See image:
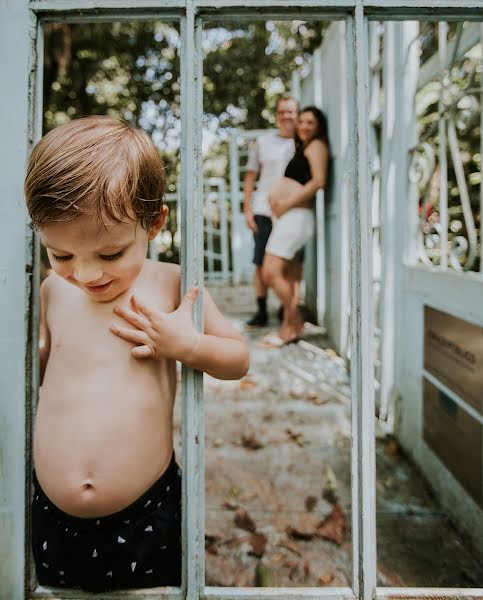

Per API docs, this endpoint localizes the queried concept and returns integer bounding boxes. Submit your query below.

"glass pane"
[374,19,483,587]
[31,20,182,593]
[202,18,354,588]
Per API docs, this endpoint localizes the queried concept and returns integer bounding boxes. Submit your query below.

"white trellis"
[1,2,483,600]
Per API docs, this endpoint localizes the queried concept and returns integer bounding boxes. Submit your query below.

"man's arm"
[39,278,51,385]
[243,139,260,233]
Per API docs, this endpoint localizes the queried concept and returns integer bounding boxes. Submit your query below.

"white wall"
[299,22,351,353]
[397,267,483,557]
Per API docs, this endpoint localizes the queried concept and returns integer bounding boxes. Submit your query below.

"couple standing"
[243,96,330,346]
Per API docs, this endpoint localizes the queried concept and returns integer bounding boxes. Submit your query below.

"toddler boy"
[25,115,249,592]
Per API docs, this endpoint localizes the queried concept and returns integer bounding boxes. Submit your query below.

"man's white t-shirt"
[246,131,295,218]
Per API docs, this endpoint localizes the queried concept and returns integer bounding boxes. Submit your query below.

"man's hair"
[25,115,165,230]
[275,95,299,112]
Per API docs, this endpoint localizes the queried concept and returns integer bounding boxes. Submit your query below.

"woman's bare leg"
[263,254,303,342]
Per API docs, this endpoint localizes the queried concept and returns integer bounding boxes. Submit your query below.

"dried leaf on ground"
[305,495,318,512]
[230,485,241,497]
[240,378,258,391]
[241,433,264,450]
[234,506,257,533]
[277,538,303,556]
[222,535,249,549]
[249,533,267,558]
[255,562,273,587]
[285,513,320,540]
[303,559,311,579]
[222,500,239,510]
[285,428,305,447]
[205,531,220,555]
[315,504,347,545]
[212,437,224,448]
[318,571,335,585]
[322,464,338,504]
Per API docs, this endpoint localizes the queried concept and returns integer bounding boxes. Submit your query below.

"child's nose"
[73,264,103,284]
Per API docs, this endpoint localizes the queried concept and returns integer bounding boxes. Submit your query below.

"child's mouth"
[84,281,113,294]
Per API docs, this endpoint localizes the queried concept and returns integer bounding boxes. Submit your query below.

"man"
[243,96,298,327]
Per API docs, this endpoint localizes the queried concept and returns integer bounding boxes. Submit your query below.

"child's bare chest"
[48,281,173,368]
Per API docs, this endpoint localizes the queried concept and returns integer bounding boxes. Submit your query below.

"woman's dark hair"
[295,106,330,151]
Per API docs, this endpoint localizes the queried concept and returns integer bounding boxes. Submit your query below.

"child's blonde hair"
[25,115,165,229]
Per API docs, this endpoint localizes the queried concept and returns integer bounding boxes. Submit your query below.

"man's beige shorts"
[265,207,315,260]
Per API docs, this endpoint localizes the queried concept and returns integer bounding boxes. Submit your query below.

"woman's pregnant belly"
[34,358,175,517]
[268,177,311,217]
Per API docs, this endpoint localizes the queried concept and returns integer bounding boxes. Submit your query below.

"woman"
[261,106,330,346]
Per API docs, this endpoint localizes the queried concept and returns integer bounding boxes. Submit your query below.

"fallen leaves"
[277,537,303,556]
[315,504,347,545]
[248,533,267,558]
[286,513,321,541]
[234,507,256,533]
[286,504,347,546]
[285,428,305,447]
[305,495,318,512]
[255,562,273,587]
[241,433,264,450]
[318,571,335,585]
[240,378,258,391]
[322,464,338,504]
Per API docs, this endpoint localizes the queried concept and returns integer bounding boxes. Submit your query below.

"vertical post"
[0,1,34,598]
[480,24,483,275]
[218,178,230,284]
[229,134,241,284]
[27,16,45,594]
[349,5,377,600]
[438,21,448,269]
[180,2,204,599]
[291,69,301,102]
[379,22,419,426]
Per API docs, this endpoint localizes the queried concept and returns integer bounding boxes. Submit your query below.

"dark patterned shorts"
[32,454,181,592]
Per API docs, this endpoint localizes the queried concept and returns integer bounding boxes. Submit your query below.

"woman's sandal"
[259,332,299,349]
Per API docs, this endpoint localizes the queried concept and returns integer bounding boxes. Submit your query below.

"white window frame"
[1,1,482,599]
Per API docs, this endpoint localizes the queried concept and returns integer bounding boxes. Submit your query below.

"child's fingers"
[131,345,154,359]
[113,305,150,331]
[179,286,199,312]
[131,295,158,320]
[110,323,150,346]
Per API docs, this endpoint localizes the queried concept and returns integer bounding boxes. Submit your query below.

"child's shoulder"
[145,259,181,283]
[40,270,67,296]
[145,260,181,307]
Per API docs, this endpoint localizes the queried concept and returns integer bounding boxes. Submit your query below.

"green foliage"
[43,20,326,135]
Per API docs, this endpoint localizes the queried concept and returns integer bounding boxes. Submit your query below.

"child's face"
[39,210,165,303]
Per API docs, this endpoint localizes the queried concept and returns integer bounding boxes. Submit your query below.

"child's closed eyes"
[51,250,125,262]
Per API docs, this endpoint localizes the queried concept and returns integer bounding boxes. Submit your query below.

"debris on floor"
[175,285,483,588]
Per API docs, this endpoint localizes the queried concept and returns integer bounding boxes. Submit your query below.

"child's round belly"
[34,365,175,517]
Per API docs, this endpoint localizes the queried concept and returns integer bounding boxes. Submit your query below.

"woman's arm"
[284,139,329,210]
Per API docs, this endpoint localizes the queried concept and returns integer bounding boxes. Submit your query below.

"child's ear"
[148,205,168,240]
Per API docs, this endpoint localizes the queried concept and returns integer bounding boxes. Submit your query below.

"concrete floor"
[175,284,483,588]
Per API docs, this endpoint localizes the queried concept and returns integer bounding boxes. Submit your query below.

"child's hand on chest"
[109,287,201,361]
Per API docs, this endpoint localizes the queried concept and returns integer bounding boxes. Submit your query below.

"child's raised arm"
[183,287,250,380]
[111,284,249,380]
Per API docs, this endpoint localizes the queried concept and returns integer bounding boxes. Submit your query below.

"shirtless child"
[25,115,249,592]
